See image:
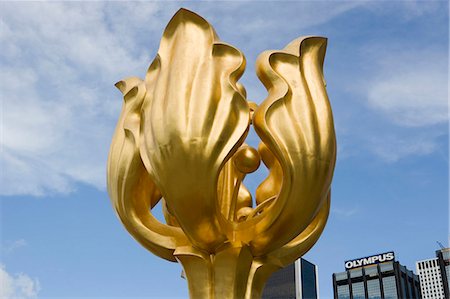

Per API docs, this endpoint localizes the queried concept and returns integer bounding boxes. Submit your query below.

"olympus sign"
[344,252,395,270]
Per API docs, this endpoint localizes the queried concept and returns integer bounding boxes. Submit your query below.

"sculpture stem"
[175,245,277,299]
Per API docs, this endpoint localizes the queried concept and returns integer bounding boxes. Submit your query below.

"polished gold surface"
[107,8,336,298]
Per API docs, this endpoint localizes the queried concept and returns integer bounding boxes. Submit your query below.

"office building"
[333,251,421,299]
[416,247,449,299]
[436,248,450,298]
[416,258,445,298]
[263,258,319,299]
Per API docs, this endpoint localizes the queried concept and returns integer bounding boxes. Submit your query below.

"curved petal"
[268,193,330,266]
[108,78,187,262]
[249,36,336,255]
[140,9,250,251]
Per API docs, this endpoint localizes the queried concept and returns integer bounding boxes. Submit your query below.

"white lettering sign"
[344,252,395,270]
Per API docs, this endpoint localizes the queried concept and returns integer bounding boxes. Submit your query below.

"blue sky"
[0,1,448,298]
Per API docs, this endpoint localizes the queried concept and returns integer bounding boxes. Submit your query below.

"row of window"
[335,264,395,283]
[420,278,443,284]
[418,269,441,274]
[417,259,440,270]
[420,277,442,282]
[336,276,407,299]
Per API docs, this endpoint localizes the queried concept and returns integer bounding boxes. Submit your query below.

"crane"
[437,241,446,249]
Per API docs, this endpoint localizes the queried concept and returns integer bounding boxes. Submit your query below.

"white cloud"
[0,2,174,196]
[363,0,444,21]
[362,44,448,162]
[0,265,40,299]
[3,1,442,195]
[204,1,363,35]
[368,133,442,163]
[366,48,448,127]
[347,37,448,162]
[0,1,363,197]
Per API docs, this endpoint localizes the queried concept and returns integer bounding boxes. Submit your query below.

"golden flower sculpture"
[107,8,336,299]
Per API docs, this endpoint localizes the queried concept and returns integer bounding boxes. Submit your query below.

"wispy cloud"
[351,130,447,166]
[1,1,446,196]
[0,1,363,197]
[366,47,448,127]
[368,133,443,163]
[2,239,27,254]
[0,2,173,196]
[358,3,448,129]
[360,44,448,162]
[0,265,40,299]
[332,206,360,218]
[360,0,444,20]
[331,1,449,163]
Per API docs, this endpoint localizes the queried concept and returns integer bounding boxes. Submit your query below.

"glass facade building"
[333,260,421,299]
[263,258,319,299]
[436,248,450,299]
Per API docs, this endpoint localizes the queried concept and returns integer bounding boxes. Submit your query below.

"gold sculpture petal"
[255,142,282,206]
[249,36,336,255]
[269,193,331,265]
[107,77,187,262]
[139,9,250,251]
[107,9,336,298]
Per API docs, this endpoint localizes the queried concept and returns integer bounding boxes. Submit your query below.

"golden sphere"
[233,146,261,173]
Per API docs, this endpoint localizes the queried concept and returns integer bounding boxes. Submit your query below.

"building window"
[380,262,394,273]
[352,281,364,299]
[367,279,381,299]
[442,250,450,260]
[382,276,398,299]
[350,269,362,278]
[335,272,348,282]
[365,266,378,277]
[337,284,350,299]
